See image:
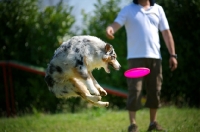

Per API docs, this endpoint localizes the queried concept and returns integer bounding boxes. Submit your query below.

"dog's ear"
[105,43,113,52]
[103,44,113,61]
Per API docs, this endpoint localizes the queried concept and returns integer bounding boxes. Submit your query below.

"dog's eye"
[108,62,113,65]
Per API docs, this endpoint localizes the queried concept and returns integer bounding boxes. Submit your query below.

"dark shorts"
[126,58,163,111]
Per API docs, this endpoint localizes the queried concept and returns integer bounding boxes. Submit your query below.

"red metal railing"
[0,60,46,117]
[0,60,127,117]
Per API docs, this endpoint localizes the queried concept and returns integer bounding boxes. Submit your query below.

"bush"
[0,0,76,115]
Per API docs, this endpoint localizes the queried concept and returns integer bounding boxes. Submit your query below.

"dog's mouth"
[107,62,120,72]
[105,63,111,73]
[108,63,114,70]
[104,61,121,73]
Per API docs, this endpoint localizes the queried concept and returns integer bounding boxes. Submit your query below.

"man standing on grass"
[106,0,178,131]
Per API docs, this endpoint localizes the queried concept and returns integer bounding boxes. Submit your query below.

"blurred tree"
[0,0,76,114]
[0,0,75,66]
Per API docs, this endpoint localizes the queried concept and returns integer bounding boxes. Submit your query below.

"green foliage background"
[0,0,76,114]
[158,0,200,107]
[0,0,200,115]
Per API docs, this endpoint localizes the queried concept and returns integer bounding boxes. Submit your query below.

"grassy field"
[0,106,200,132]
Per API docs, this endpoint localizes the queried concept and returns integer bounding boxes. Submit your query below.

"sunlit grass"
[0,106,200,132]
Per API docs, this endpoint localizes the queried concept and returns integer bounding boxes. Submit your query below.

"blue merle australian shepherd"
[45,35,121,107]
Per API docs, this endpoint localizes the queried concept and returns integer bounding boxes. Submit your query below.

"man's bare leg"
[129,111,136,125]
[150,108,157,123]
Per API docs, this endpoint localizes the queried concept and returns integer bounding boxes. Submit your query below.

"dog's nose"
[117,65,121,70]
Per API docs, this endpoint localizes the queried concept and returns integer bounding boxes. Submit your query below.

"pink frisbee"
[124,67,150,78]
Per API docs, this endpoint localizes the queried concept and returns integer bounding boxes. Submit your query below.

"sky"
[41,0,131,32]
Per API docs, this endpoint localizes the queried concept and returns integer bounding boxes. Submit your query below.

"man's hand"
[106,22,121,40]
[106,26,115,39]
[169,57,178,71]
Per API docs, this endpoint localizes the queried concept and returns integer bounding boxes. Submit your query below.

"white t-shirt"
[114,3,169,59]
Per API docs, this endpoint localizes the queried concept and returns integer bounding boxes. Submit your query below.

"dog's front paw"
[99,89,107,96]
[90,89,100,96]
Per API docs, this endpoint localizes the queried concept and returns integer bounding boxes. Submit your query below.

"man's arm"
[106,22,122,39]
[162,29,175,55]
[161,29,178,71]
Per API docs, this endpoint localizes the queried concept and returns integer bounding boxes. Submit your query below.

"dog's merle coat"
[45,36,121,107]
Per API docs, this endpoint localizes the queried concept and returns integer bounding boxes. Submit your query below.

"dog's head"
[102,44,121,73]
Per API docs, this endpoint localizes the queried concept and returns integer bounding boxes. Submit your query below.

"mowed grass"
[0,106,200,132]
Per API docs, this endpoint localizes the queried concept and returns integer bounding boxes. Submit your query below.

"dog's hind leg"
[89,72,107,96]
[70,78,101,102]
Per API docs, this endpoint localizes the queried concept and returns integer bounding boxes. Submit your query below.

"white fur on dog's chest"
[86,57,106,71]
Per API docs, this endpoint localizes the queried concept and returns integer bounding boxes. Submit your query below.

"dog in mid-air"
[44,35,121,107]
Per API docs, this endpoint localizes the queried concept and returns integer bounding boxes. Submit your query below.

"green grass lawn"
[0,106,200,132]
